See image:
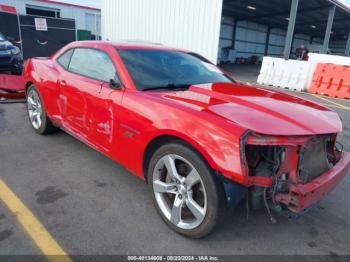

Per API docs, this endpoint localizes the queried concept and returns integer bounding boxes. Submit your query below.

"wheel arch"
[25,81,34,93]
[142,134,219,183]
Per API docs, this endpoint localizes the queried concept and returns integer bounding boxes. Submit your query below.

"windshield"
[0,33,5,41]
[118,49,232,90]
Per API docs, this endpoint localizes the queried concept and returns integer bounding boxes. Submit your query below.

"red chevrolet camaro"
[23,41,350,238]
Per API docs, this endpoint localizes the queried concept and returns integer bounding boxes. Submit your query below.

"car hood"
[160,82,342,136]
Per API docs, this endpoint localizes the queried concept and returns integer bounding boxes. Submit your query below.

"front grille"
[299,136,332,184]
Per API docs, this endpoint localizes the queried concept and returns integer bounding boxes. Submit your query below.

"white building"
[1,0,101,39]
[102,0,222,63]
[102,0,350,64]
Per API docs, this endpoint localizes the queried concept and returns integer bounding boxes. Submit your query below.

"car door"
[57,48,102,139]
[76,49,124,154]
[60,47,123,153]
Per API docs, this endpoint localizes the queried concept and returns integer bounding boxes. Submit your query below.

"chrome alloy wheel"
[153,154,207,230]
[27,89,43,130]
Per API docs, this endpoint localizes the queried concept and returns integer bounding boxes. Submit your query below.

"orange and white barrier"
[306,53,350,89]
[309,63,350,99]
[258,54,350,99]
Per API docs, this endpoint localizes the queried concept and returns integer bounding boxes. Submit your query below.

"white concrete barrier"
[278,60,309,91]
[258,57,309,91]
[257,57,284,85]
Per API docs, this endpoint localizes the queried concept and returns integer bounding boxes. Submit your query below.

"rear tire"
[147,142,226,238]
[26,84,57,135]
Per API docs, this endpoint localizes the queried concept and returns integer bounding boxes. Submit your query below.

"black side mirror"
[109,78,122,89]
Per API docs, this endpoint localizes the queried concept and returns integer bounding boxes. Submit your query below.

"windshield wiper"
[142,83,190,92]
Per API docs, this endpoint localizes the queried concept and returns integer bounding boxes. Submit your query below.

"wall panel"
[102,0,223,63]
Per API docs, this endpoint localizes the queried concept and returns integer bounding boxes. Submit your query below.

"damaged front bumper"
[241,132,350,214]
[275,152,350,212]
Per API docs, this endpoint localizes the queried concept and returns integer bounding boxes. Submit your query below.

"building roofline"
[328,0,350,12]
[34,0,101,11]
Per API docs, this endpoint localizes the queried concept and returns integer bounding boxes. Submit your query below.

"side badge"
[124,131,134,138]
[120,123,140,138]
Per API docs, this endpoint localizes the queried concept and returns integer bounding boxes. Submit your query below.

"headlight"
[11,46,21,55]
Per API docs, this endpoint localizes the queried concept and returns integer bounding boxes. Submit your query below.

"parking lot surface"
[0,81,350,257]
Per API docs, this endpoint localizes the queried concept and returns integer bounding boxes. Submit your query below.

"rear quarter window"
[57,49,74,69]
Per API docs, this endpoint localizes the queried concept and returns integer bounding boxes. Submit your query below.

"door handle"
[60,80,67,87]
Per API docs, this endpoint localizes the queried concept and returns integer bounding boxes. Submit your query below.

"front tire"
[147,142,225,238]
[26,85,57,135]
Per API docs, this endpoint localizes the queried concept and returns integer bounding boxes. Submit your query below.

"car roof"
[67,40,187,52]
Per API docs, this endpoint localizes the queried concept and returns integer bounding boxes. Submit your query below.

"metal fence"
[0,10,76,59]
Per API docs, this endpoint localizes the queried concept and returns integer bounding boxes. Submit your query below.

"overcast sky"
[337,0,350,7]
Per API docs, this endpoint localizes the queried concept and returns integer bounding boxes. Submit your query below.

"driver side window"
[68,48,118,83]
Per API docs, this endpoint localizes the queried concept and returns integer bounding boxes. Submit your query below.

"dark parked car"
[0,32,23,74]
